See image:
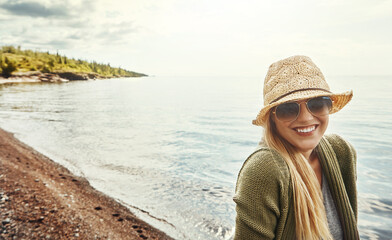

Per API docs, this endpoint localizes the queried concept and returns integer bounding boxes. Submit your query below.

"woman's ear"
[269,110,276,124]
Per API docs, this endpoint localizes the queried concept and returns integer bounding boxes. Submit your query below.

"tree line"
[0,45,146,78]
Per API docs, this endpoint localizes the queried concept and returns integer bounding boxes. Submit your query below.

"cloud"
[0,0,99,19]
[0,0,139,53]
[0,0,71,18]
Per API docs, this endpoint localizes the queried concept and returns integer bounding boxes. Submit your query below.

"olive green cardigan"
[233,134,359,239]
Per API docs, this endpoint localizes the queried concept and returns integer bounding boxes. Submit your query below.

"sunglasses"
[273,96,333,122]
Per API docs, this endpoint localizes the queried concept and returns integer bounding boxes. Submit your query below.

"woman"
[233,56,359,240]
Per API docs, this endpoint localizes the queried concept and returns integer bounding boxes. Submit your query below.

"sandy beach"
[0,127,173,240]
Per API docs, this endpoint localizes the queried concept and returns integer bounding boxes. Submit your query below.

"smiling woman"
[233,55,359,240]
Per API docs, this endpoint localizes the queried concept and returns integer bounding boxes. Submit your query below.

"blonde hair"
[263,111,333,240]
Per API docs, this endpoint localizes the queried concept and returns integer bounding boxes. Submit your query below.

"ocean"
[0,76,391,239]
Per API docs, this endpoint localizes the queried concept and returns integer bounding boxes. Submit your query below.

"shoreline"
[0,127,173,239]
[0,71,144,85]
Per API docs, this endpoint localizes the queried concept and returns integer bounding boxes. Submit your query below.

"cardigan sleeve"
[233,149,289,240]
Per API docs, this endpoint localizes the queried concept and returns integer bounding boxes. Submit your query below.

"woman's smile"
[293,124,318,136]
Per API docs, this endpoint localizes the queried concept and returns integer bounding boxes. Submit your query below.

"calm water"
[0,76,391,239]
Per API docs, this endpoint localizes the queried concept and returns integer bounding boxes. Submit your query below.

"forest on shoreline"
[0,45,146,79]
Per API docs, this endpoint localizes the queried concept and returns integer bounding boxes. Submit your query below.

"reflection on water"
[0,76,391,239]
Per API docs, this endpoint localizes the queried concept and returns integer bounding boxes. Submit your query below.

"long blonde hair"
[263,111,333,240]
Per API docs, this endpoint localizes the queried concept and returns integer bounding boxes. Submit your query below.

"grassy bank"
[0,45,146,79]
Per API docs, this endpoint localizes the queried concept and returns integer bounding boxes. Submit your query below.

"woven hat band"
[270,88,332,104]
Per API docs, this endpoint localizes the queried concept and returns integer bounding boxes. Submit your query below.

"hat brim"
[252,89,353,127]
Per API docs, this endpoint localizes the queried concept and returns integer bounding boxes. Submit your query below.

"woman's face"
[272,100,329,155]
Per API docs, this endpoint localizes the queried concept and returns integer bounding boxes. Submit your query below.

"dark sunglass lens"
[275,102,299,121]
[307,97,332,116]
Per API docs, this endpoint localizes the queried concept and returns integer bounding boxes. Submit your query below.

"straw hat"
[252,55,353,126]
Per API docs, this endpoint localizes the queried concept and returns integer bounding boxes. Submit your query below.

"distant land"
[0,45,147,83]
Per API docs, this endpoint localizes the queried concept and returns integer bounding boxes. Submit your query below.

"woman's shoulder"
[323,134,357,181]
[324,134,356,159]
[236,147,290,185]
[244,147,289,172]
[324,133,351,147]
[234,147,291,203]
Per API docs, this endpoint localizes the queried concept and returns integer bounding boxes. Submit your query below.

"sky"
[0,0,391,77]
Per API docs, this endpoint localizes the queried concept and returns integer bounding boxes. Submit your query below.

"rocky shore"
[0,71,113,85]
[0,128,173,240]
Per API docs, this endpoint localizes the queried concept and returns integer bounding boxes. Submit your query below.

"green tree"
[1,56,18,78]
[42,64,52,73]
[2,46,16,54]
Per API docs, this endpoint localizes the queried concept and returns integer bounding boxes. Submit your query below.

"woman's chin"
[292,139,320,154]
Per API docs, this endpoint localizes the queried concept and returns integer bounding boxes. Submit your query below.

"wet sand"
[0,128,173,240]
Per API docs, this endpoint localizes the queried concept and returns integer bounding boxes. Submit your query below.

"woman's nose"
[296,102,314,122]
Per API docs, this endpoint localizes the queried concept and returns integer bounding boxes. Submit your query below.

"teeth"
[296,126,316,133]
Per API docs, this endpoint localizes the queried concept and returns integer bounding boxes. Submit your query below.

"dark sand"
[0,128,173,240]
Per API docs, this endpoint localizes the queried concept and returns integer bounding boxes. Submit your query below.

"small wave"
[359,227,392,240]
[100,163,139,174]
[359,197,392,219]
[194,218,234,240]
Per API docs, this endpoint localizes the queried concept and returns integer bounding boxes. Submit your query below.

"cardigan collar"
[316,137,359,240]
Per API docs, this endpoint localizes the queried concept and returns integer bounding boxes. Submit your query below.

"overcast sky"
[0,0,391,77]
